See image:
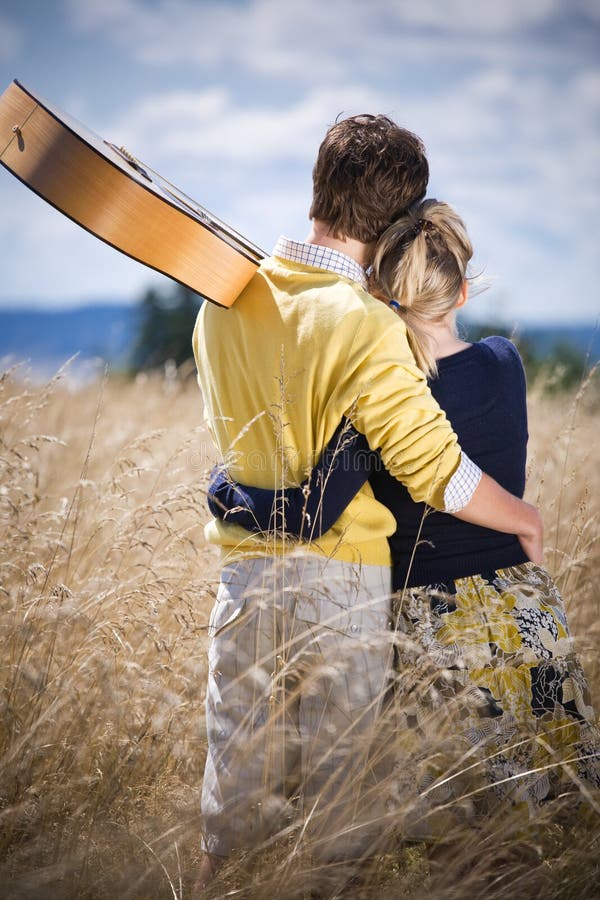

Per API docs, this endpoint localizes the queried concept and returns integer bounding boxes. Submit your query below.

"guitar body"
[0,80,265,307]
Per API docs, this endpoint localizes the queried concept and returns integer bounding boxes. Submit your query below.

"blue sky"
[0,0,598,325]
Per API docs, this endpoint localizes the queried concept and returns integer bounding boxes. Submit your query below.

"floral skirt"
[389,562,600,839]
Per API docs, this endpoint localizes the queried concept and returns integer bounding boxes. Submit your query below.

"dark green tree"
[130,282,204,372]
[533,340,591,394]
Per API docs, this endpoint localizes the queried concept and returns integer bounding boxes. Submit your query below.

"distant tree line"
[129,282,595,395]
[459,320,596,394]
[129,282,203,372]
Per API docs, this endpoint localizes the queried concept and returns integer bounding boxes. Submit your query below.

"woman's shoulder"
[434,335,523,383]
[470,335,526,380]
[433,335,526,402]
[479,335,523,366]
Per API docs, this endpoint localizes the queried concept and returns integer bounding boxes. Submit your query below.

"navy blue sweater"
[208,336,529,590]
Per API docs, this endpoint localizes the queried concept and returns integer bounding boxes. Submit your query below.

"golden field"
[0,361,599,899]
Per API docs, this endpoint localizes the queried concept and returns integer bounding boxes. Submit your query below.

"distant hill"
[0,303,598,381]
[516,324,600,363]
[459,318,600,365]
[0,303,138,379]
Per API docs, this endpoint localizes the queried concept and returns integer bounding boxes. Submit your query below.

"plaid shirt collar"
[272,236,368,290]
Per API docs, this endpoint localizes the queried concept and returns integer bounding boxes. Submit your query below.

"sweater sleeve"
[484,336,529,443]
[207,419,376,537]
[338,304,464,510]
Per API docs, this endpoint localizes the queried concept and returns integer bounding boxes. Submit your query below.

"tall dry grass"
[0,360,598,899]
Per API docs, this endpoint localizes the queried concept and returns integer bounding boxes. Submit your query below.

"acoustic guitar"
[0,79,265,307]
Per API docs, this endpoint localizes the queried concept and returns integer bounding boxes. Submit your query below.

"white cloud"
[65,0,598,80]
[397,66,599,225]
[395,0,559,32]
[107,85,391,166]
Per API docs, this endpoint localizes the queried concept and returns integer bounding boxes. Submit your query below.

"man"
[192,114,542,889]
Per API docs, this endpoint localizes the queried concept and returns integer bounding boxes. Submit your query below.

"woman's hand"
[516,502,544,565]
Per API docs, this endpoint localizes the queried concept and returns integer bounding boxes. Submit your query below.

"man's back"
[194,251,398,563]
[194,248,463,564]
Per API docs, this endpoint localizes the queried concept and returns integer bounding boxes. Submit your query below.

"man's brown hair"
[309,114,429,244]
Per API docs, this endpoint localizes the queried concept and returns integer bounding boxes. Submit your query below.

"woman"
[207,199,600,835]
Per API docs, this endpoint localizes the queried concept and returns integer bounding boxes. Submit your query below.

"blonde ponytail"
[371,200,474,378]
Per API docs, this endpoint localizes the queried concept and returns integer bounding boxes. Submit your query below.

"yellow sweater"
[193,254,463,565]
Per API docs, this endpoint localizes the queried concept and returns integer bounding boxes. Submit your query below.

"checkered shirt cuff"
[273,236,368,289]
[443,452,482,513]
